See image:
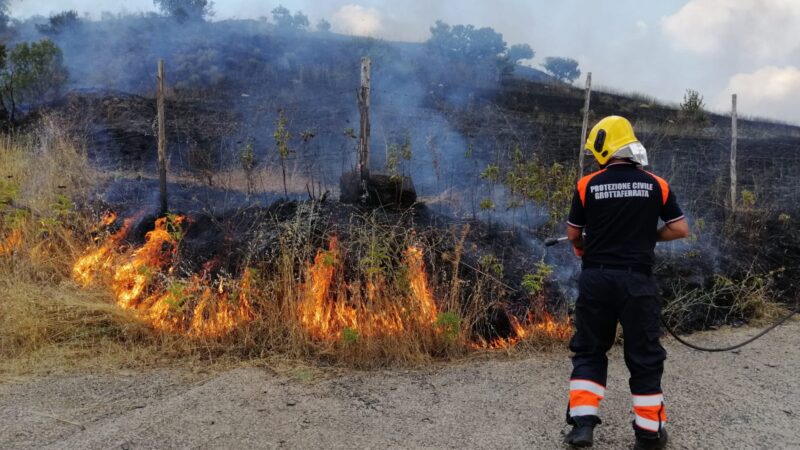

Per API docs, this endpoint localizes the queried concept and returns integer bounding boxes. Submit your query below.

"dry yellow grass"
[0,116,179,375]
[0,116,572,376]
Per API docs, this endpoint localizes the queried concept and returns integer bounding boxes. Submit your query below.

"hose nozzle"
[544,236,569,247]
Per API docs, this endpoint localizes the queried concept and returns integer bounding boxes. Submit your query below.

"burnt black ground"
[28,16,800,335]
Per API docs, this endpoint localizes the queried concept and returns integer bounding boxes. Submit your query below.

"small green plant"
[394,265,411,296]
[164,280,190,311]
[5,208,28,229]
[292,367,316,382]
[464,141,475,159]
[740,190,756,209]
[479,198,495,210]
[165,213,184,241]
[385,135,412,181]
[343,127,356,139]
[678,88,708,128]
[321,249,336,267]
[35,193,75,233]
[300,129,316,142]
[341,327,359,344]
[479,254,504,278]
[695,218,706,232]
[239,141,257,196]
[521,262,553,296]
[480,164,500,182]
[357,224,395,279]
[274,109,292,198]
[0,179,20,205]
[51,194,74,219]
[436,311,461,343]
[503,147,574,230]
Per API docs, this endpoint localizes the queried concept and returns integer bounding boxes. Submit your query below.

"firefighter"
[563,116,689,449]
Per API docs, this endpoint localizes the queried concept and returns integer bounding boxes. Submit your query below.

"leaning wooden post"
[578,72,592,178]
[730,93,738,215]
[156,59,168,215]
[357,57,371,196]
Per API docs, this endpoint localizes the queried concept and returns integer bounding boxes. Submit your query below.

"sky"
[9,0,800,124]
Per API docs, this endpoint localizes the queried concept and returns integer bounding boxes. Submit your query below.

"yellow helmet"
[585,116,647,166]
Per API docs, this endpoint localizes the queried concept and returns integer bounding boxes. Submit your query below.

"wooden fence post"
[578,72,592,179]
[357,57,371,195]
[730,93,738,215]
[157,59,168,215]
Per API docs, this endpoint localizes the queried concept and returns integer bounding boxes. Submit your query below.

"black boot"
[633,425,668,450]
[565,415,600,448]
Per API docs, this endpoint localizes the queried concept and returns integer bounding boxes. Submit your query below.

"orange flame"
[473,312,572,349]
[72,214,254,338]
[297,240,440,341]
[73,214,568,347]
[72,217,133,286]
[405,246,438,326]
[0,228,22,256]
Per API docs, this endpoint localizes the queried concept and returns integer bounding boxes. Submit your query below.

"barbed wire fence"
[121,60,800,229]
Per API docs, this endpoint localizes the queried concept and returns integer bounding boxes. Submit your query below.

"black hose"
[660,309,798,352]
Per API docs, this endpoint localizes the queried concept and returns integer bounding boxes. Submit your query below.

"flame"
[297,240,439,341]
[0,228,22,256]
[72,217,133,286]
[99,211,118,227]
[72,213,567,347]
[111,216,183,308]
[72,214,254,338]
[473,312,572,349]
[405,246,438,325]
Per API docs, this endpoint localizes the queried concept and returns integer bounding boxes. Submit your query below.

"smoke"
[717,66,800,123]
[331,4,382,36]
[9,1,800,124]
[5,11,545,229]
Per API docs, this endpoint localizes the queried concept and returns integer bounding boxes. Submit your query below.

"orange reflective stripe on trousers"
[569,379,605,417]
[632,394,666,432]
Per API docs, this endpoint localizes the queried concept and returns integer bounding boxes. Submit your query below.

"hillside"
[1,13,798,366]
[35,17,800,307]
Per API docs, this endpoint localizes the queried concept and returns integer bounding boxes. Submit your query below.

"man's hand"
[657,218,690,242]
[567,224,584,258]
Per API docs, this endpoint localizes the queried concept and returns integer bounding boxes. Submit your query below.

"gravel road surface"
[1,320,798,449]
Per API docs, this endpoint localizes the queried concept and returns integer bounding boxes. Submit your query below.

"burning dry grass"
[0,117,572,375]
[0,118,178,374]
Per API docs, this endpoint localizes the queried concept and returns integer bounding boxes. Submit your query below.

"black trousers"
[570,267,666,398]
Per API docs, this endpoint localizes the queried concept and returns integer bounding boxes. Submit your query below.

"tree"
[425,20,508,82]
[292,11,310,31]
[679,88,708,127]
[542,56,581,83]
[36,10,81,36]
[506,43,534,64]
[0,40,69,123]
[153,0,213,22]
[271,5,292,28]
[271,5,309,31]
[316,18,332,33]
[0,0,11,36]
[427,21,507,63]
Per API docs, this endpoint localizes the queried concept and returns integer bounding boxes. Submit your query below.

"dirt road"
[1,320,798,449]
